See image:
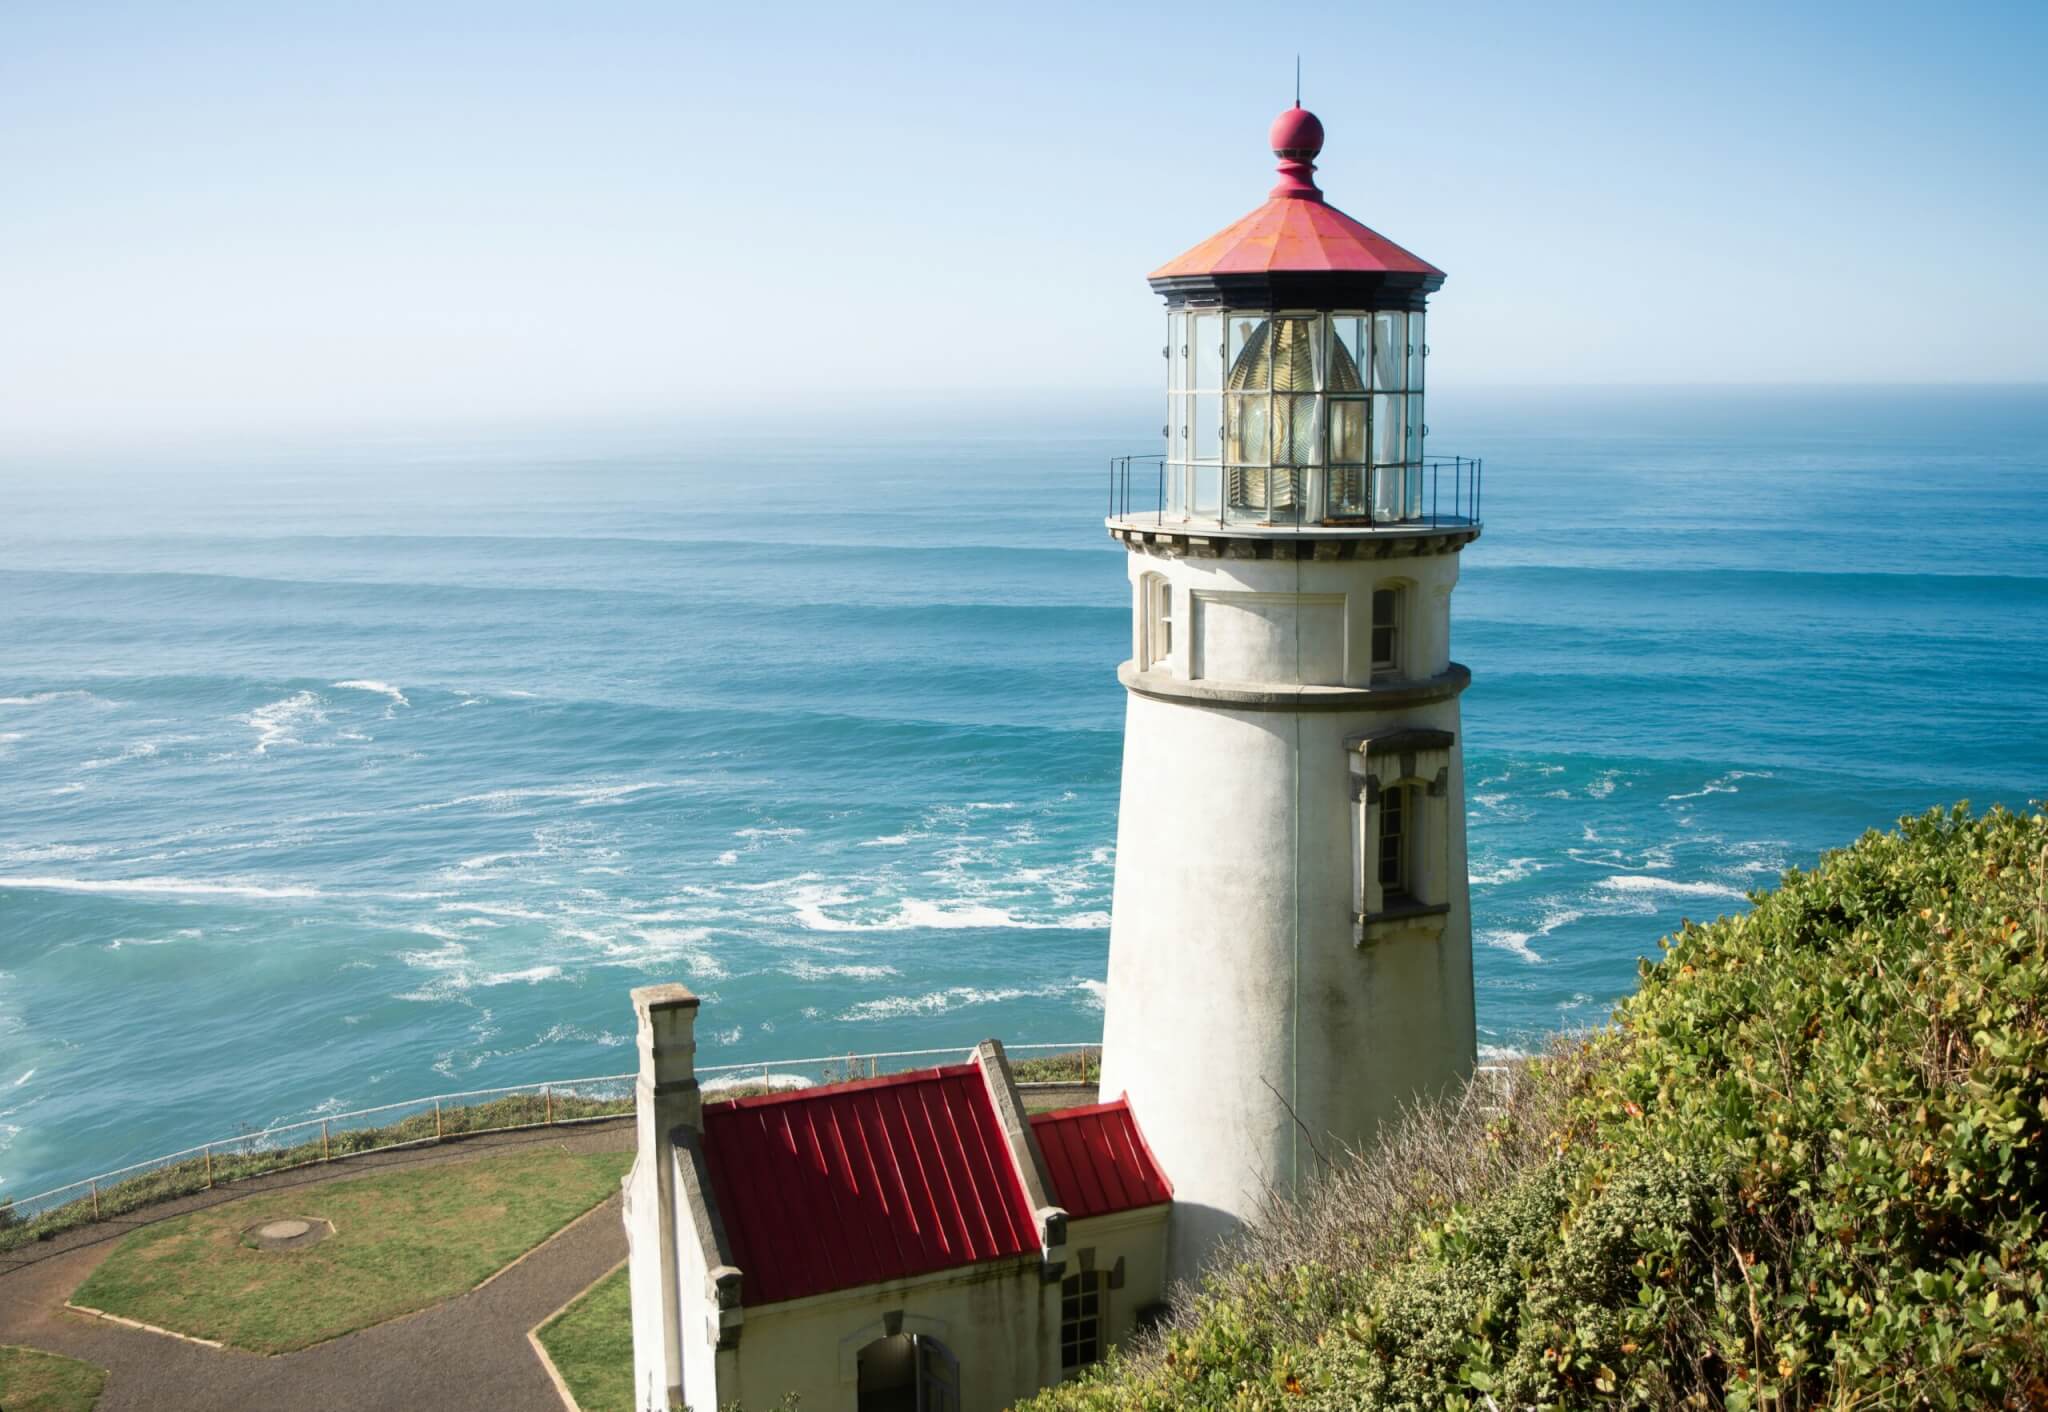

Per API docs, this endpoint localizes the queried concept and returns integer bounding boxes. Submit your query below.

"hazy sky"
[3,0,2044,446]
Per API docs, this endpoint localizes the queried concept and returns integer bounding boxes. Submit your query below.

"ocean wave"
[702,1072,814,1094]
[243,691,324,754]
[1074,978,1108,1011]
[0,875,320,900]
[333,679,409,708]
[48,783,86,795]
[791,888,1107,933]
[0,690,112,708]
[1469,856,1544,887]
[417,780,687,812]
[785,960,900,982]
[1666,770,1773,802]
[1599,875,1750,901]
[81,740,159,770]
[839,984,1057,1022]
[1476,1043,1531,1062]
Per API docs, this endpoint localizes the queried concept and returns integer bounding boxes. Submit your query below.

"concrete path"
[0,1121,633,1412]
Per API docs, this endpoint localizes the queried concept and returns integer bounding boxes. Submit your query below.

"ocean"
[2,386,2043,1199]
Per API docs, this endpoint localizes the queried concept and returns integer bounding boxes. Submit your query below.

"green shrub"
[1026,804,2048,1410]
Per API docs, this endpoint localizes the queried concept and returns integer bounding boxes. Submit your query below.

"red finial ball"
[1269,105,1324,160]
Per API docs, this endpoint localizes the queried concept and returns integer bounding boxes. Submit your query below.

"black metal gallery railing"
[1109,454,1483,532]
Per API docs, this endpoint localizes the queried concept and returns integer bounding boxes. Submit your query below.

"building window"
[1377,782,1412,903]
[1141,574,1173,672]
[1061,1269,1104,1371]
[1371,587,1402,677]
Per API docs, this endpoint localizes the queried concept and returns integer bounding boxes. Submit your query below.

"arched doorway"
[856,1333,958,1412]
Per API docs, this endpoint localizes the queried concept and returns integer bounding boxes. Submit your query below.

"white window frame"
[1348,728,1455,944]
[1140,573,1173,673]
[1369,582,1407,679]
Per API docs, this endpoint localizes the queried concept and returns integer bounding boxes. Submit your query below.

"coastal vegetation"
[1025,804,2048,1410]
[70,1147,629,1353]
[0,1345,107,1412]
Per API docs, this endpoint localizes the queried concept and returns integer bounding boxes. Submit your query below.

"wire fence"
[0,1041,1101,1254]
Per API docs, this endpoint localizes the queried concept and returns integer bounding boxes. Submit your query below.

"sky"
[2,0,2044,448]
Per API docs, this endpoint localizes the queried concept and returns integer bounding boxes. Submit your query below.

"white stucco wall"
[667,1204,1170,1411]
[1101,542,1477,1282]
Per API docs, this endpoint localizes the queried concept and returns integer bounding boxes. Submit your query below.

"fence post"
[544,1085,553,1127]
[435,1100,443,1142]
[205,1146,213,1188]
[90,1181,99,1222]
[322,1121,330,1163]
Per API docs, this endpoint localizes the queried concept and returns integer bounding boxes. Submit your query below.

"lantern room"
[1137,105,1473,531]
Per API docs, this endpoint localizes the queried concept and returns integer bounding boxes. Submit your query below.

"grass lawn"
[538,1264,632,1412]
[72,1145,630,1354]
[0,1344,107,1412]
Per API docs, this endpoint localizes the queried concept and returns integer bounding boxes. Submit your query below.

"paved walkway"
[0,1120,634,1412]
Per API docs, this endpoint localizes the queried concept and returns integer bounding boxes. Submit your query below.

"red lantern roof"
[1149,106,1444,305]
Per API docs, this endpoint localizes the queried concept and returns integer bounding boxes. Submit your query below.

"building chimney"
[626,983,699,1411]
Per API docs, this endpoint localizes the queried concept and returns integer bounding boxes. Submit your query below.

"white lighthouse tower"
[1098,104,1481,1281]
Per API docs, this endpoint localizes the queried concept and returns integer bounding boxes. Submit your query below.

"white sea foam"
[840,985,1049,1022]
[418,780,684,812]
[485,965,561,985]
[1480,928,1543,964]
[12,1069,33,1088]
[81,740,158,770]
[0,875,319,900]
[1599,875,1749,901]
[716,851,740,866]
[1469,857,1543,887]
[1586,769,1626,799]
[1074,978,1109,1011]
[785,960,900,982]
[1476,1043,1531,1062]
[735,827,804,841]
[435,901,547,921]
[0,691,110,708]
[1666,770,1773,802]
[790,888,1107,934]
[702,1072,814,1094]
[333,679,409,708]
[0,842,101,865]
[243,691,324,753]
[859,833,923,848]
[49,783,86,795]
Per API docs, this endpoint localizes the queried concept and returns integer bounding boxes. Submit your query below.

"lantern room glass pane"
[1274,395,1321,466]
[1270,318,1322,392]
[1194,394,1220,461]
[1193,314,1223,391]
[1171,313,1190,393]
[1408,312,1425,390]
[1373,312,1405,391]
[1372,393,1404,465]
[1193,465,1220,517]
[1373,465,1403,521]
[1409,394,1425,456]
[1329,318,1367,392]
[1328,398,1367,465]
[1226,392,1269,465]
[1228,317,1269,389]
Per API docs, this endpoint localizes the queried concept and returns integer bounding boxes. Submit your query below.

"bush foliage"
[1026,804,2048,1410]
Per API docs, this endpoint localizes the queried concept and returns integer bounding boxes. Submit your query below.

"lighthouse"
[1098,104,1481,1280]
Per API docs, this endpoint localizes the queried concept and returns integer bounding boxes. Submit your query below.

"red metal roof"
[1149,106,1442,282]
[1029,1097,1174,1220]
[701,1064,1041,1306]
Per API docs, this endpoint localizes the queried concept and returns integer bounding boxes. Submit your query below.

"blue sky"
[2,0,2043,445]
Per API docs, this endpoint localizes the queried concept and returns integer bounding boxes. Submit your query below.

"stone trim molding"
[1119,660,1470,713]
[1110,523,1479,561]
